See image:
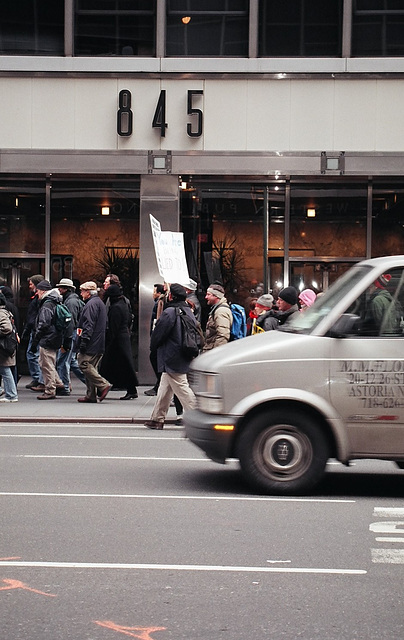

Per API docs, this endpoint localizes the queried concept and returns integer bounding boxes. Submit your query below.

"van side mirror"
[329,313,361,338]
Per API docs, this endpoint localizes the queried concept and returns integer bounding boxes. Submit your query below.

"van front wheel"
[238,410,329,495]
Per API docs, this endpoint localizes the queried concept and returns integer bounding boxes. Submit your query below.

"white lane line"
[0,491,355,503]
[373,507,404,518]
[375,537,404,543]
[15,455,210,461]
[0,435,184,440]
[0,560,366,575]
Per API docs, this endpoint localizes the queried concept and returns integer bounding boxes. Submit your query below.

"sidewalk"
[0,376,183,425]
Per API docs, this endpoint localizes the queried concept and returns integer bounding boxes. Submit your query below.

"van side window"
[359,268,404,337]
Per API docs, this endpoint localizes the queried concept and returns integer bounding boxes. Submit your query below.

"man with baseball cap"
[56,278,86,395]
[76,281,111,403]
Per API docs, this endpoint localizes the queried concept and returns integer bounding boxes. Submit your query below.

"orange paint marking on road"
[0,557,21,561]
[94,620,166,639]
[0,579,56,597]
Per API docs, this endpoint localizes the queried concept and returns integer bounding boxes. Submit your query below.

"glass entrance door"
[290,259,359,294]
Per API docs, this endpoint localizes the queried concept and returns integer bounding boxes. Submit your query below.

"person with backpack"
[29,280,66,400]
[56,278,86,395]
[202,283,233,352]
[144,283,197,430]
[0,291,18,402]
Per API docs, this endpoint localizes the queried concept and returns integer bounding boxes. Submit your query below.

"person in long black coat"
[100,284,138,400]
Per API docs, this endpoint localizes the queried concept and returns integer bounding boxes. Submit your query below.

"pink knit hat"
[299,289,317,308]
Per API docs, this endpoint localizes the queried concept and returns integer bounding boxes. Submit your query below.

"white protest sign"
[149,214,190,284]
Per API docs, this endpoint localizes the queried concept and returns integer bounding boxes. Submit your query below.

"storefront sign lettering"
[117,89,203,138]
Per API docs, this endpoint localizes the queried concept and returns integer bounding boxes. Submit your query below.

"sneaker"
[175,416,183,426]
[77,396,97,403]
[37,393,56,400]
[144,388,157,396]
[0,397,18,402]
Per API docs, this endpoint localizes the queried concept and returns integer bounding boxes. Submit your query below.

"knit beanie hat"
[207,283,225,299]
[29,274,44,287]
[36,280,52,291]
[278,286,298,306]
[256,293,274,308]
[169,283,187,301]
[374,274,392,290]
[299,289,317,307]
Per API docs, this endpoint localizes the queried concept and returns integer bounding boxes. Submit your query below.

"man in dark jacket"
[144,283,197,430]
[274,286,299,325]
[30,280,65,400]
[56,277,86,395]
[76,281,111,404]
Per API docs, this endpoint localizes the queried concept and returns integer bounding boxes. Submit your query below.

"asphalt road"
[1,422,404,639]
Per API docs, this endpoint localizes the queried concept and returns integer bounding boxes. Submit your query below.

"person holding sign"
[144,284,196,430]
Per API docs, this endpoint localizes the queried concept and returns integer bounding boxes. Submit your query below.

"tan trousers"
[150,372,196,424]
[39,346,63,396]
[78,352,110,401]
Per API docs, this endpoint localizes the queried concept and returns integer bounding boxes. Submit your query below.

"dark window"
[352,0,404,57]
[0,0,64,55]
[259,0,343,57]
[75,0,156,56]
[166,1,249,57]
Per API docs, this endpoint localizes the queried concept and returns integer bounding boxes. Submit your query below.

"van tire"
[238,410,329,495]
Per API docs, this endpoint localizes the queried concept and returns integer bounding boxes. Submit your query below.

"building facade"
[1,0,404,381]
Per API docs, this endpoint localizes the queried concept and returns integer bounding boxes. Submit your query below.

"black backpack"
[176,307,202,360]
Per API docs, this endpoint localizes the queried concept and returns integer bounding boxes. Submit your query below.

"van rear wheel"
[238,410,329,495]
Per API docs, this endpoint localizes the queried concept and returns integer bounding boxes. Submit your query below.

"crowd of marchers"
[0,275,316,417]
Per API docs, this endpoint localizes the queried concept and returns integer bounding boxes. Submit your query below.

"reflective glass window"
[352,1,404,57]
[372,181,404,256]
[180,180,284,318]
[289,182,367,292]
[75,0,156,56]
[259,0,343,57]
[166,1,249,56]
[0,1,64,55]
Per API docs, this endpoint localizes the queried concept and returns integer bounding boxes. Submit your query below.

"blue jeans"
[57,346,86,392]
[0,365,18,400]
[26,333,44,384]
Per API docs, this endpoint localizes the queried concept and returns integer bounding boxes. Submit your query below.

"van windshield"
[282,264,372,334]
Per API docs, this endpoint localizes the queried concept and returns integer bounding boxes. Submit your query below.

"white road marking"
[0,491,355,503]
[0,560,366,575]
[0,434,184,440]
[373,507,404,518]
[375,537,404,543]
[371,549,404,564]
[16,455,211,461]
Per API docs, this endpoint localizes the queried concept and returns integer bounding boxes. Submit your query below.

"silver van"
[184,256,404,494]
